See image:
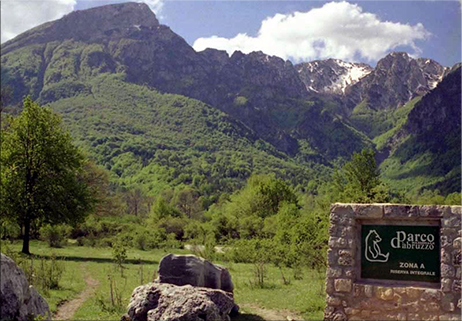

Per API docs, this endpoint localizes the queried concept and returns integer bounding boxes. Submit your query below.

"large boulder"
[157,254,233,293]
[124,283,235,321]
[0,253,51,321]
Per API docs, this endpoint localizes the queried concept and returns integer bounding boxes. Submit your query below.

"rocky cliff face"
[345,52,448,110]
[296,59,372,94]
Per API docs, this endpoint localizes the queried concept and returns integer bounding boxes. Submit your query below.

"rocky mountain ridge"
[2,3,451,112]
[345,52,449,110]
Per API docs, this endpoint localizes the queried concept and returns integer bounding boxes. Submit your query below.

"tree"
[173,188,202,219]
[81,160,125,216]
[1,97,93,254]
[124,188,152,217]
[333,148,390,203]
[150,196,181,219]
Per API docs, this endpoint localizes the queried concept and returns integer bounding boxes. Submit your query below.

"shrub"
[98,238,113,247]
[39,224,72,248]
[157,217,187,240]
[134,233,148,251]
[76,237,85,246]
[134,230,166,251]
[0,220,21,240]
[112,241,127,277]
[161,233,181,249]
[34,254,65,293]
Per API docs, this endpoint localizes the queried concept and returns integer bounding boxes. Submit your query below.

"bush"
[0,220,21,240]
[134,229,166,250]
[224,238,274,264]
[98,237,114,247]
[157,217,187,240]
[76,237,85,246]
[161,233,181,249]
[134,233,148,251]
[112,241,127,277]
[39,224,72,248]
[35,254,65,292]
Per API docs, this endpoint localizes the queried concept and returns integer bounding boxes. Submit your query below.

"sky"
[1,0,461,67]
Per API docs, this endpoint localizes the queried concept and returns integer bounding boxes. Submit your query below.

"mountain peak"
[390,51,410,56]
[2,2,159,52]
[64,2,159,29]
[346,50,449,109]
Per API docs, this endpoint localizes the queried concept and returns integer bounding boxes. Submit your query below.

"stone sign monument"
[324,203,461,321]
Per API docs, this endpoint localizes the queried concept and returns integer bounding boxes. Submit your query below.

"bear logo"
[365,230,389,263]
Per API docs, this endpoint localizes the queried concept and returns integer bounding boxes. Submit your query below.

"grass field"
[2,240,326,320]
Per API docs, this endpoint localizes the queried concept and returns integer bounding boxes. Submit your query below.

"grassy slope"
[372,97,422,150]
[379,127,460,194]
[3,241,325,320]
[350,97,422,141]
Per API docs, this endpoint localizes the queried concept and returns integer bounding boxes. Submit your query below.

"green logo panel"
[361,224,440,283]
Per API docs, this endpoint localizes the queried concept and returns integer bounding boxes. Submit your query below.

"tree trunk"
[22,217,31,255]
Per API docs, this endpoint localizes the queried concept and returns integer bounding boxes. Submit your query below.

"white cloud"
[1,0,77,43]
[193,1,430,63]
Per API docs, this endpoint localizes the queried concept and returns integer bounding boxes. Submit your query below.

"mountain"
[345,52,448,110]
[296,59,372,94]
[1,2,459,196]
[379,65,461,193]
[1,2,370,160]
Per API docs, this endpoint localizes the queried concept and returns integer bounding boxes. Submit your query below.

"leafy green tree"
[333,148,390,203]
[81,160,125,216]
[1,97,93,254]
[150,196,182,219]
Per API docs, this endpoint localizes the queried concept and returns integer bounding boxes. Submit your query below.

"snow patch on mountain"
[327,62,372,93]
[296,59,373,95]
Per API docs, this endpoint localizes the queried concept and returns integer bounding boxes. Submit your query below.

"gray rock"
[124,283,235,321]
[157,254,234,293]
[0,253,51,321]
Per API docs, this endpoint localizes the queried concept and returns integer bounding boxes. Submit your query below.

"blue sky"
[2,1,461,66]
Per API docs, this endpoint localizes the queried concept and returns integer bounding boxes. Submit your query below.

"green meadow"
[2,240,325,321]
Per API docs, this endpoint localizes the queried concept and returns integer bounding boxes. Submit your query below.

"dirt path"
[54,266,99,320]
[240,304,304,321]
